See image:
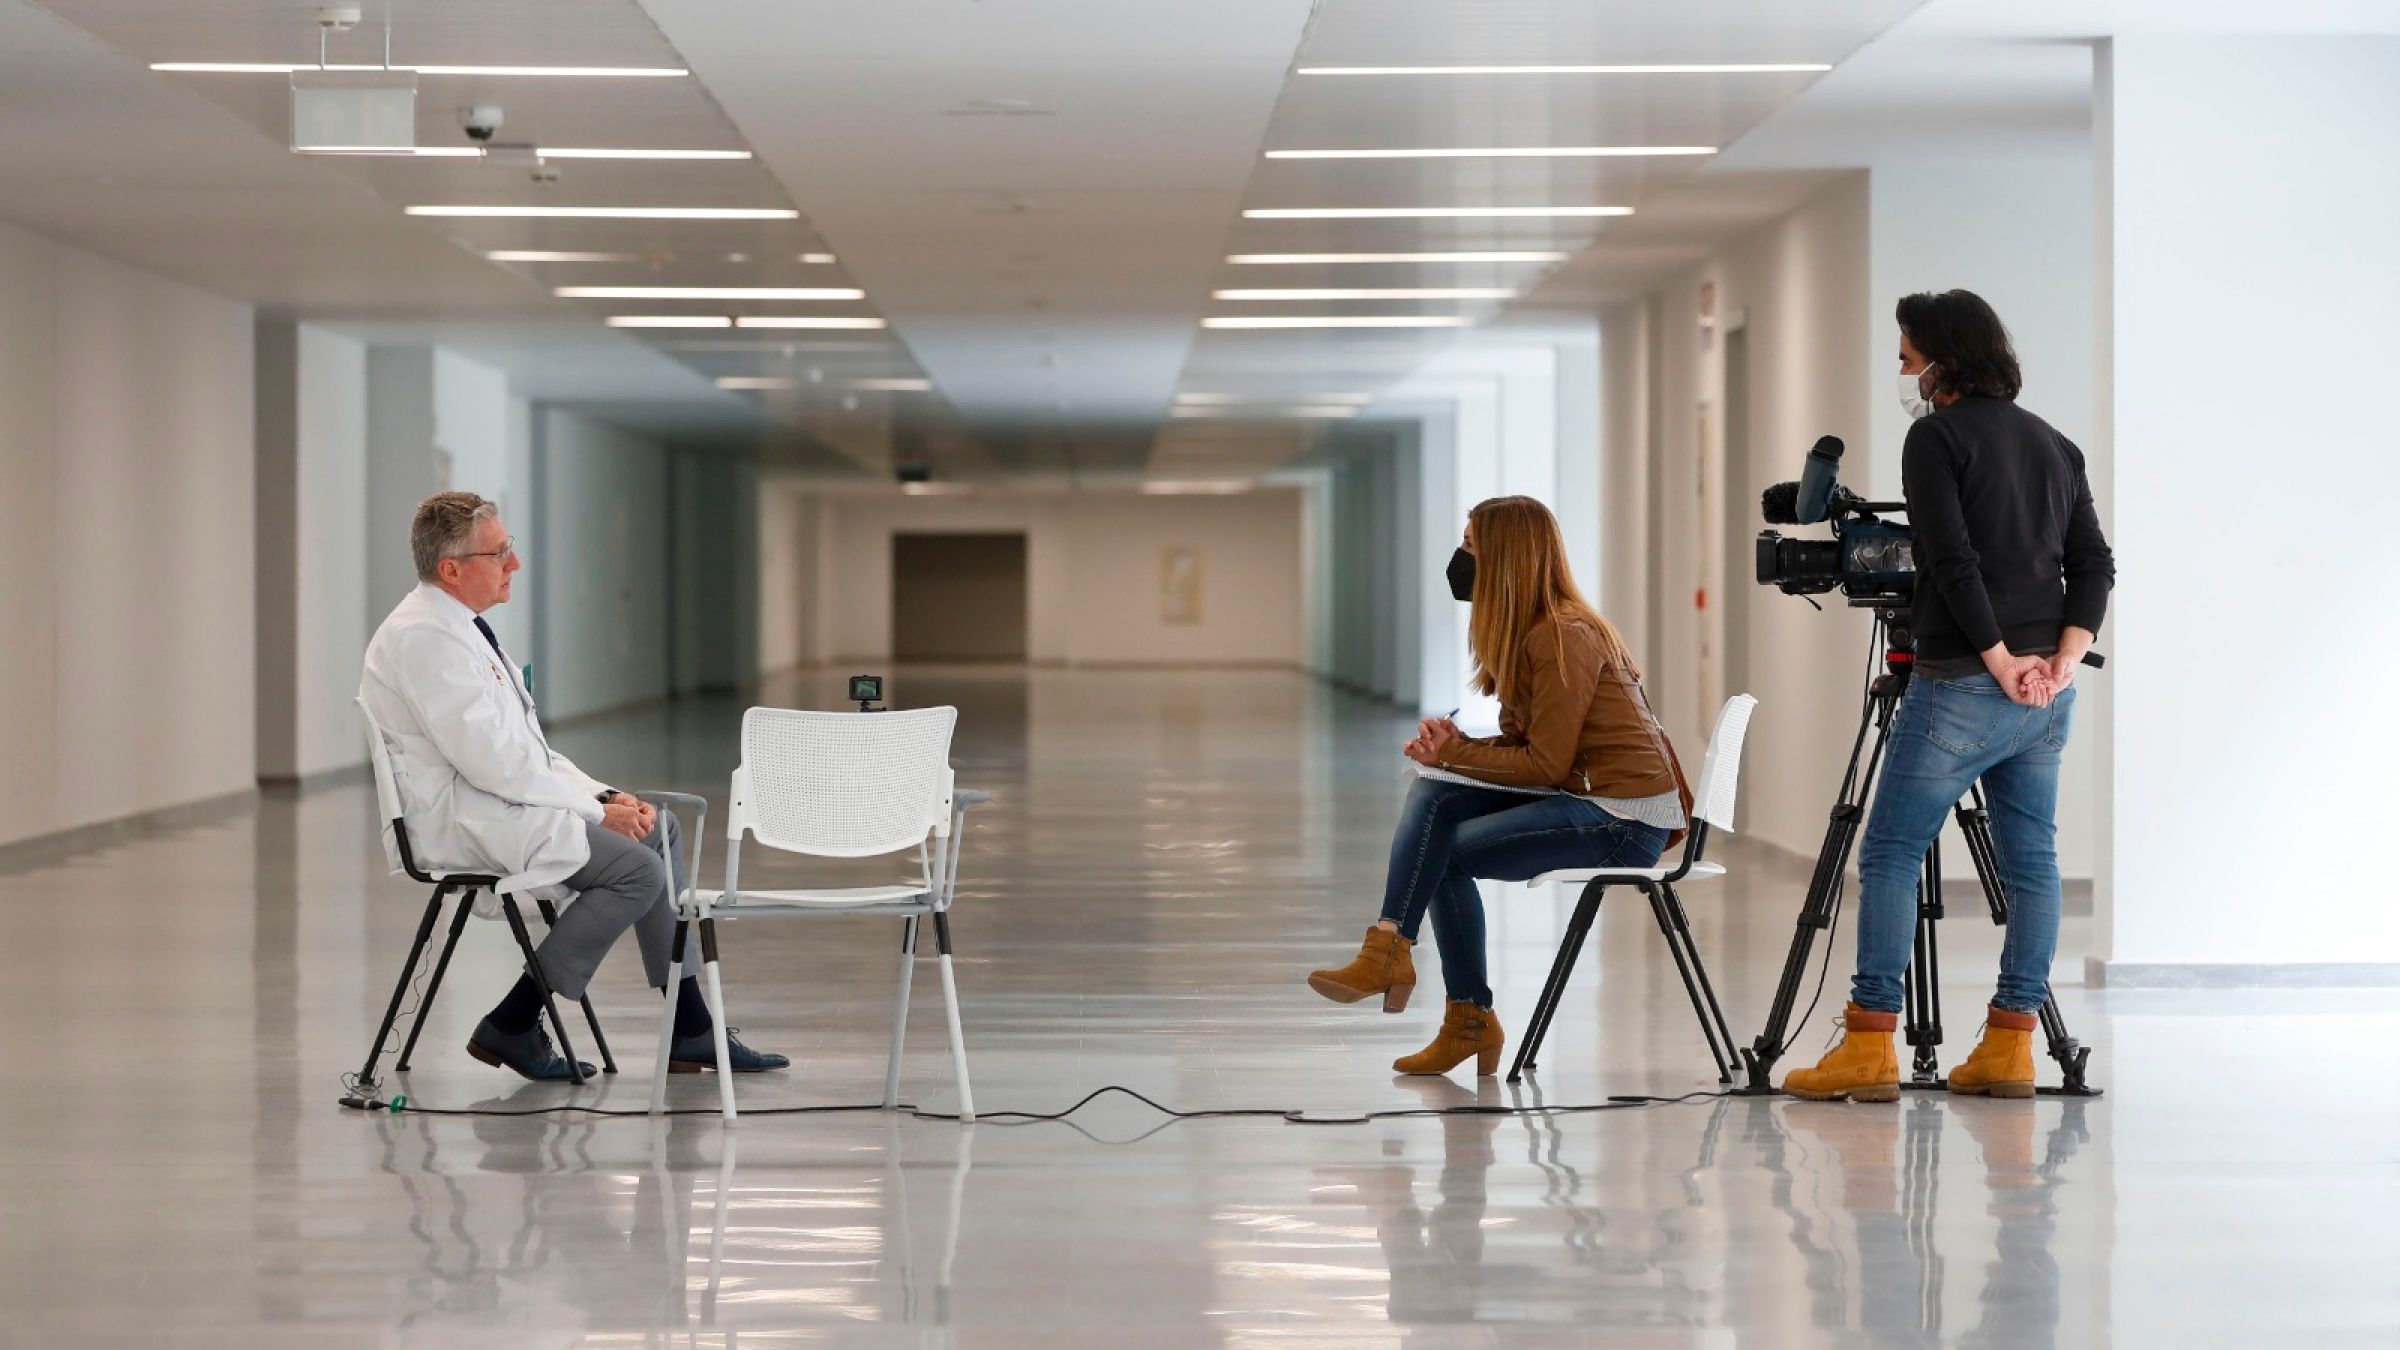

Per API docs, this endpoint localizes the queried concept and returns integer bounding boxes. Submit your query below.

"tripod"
[1737,608,2100,1097]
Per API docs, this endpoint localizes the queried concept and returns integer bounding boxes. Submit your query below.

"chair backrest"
[730,705,959,859]
[1691,693,1758,833]
[357,697,411,877]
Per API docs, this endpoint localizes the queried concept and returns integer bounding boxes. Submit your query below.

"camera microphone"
[1794,435,1845,524]
[1760,482,1802,525]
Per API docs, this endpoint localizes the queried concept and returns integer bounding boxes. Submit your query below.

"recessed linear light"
[1202,316,1472,330]
[799,253,838,264]
[153,62,688,77]
[1244,206,1630,220]
[1176,392,1371,404]
[1228,251,1569,265]
[716,376,793,390]
[607,315,730,329]
[408,205,797,220]
[489,250,641,263]
[299,146,747,160]
[1142,480,1257,495]
[1213,287,1515,301]
[556,286,865,300]
[660,339,886,352]
[1266,145,1713,160]
[1295,63,1831,77]
[1169,405,1359,418]
[852,378,933,392]
[734,317,888,330]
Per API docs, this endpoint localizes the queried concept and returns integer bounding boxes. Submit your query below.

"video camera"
[1755,435,1914,607]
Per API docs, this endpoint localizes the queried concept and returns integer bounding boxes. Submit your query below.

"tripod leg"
[1901,842,1946,1087]
[1648,884,1734,1083]
[1507,882,1603,1083]
[1952,792,2102,1095]
[397,890,475,1072]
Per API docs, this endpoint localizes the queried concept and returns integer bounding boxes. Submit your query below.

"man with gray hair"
[360,491,787,1081]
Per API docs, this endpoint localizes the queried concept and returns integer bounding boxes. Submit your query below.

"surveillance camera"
[458,105,504,142]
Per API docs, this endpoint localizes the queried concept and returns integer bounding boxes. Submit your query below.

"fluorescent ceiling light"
[1175,392,1370,404]
[1212,287,1514,301]
[851,378,933,392]
[798,253,838,264]
[555,286,865,300]
[659,339,885,352]
[153,62,687,77]
[605,315,731,328]
[408,205,796,219]
[734,317,889,330]
[715,376,793,390]
[901,482,975,497]
[1228,251,1569,265]
[1295,63,1831,76]
[1142,480,1257,495]
[1202,316,1472,330]
[299,146,744,160]
[488,250,640,263]
[1244,206,1630,220]
[538,148,750,160]
[1266,146,1713,160]
[1169,405,1359,418]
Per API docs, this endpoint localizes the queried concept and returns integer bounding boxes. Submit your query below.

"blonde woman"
[1308,496,1693,1076]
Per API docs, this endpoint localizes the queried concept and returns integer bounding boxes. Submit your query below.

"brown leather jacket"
[1435,614,1696,845]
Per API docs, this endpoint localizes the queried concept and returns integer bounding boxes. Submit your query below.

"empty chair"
[649,704,978,1122]
[1508,694,1758,1084]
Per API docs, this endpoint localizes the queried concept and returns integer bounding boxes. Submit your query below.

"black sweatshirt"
[1901,395,2115,666]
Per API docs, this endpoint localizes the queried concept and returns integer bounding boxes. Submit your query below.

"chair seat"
[696,884,932,910]
[1527,860,1725,887]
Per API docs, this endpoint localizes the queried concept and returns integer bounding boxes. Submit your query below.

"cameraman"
[1787,289,2114,1103]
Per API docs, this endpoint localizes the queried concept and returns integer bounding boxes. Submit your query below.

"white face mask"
[1898,363,1938,421]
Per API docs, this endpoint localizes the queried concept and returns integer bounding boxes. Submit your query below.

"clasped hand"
[1403,717,1460,766]
[601,793,656,840]
[1986,649,2079,709]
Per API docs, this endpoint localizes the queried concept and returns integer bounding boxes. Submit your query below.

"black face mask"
[1446,548,1476,603]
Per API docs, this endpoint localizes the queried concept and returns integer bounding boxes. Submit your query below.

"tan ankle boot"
[1308,926,1417,1012]
[1947,1006,2038,1098]
[1783,1004,1901,1102]
[1393,1001,1505,1077]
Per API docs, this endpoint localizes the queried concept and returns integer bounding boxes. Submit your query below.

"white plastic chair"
[352,698,615,1095]
[649,704,977,1122]
[1509,694,1759,1085]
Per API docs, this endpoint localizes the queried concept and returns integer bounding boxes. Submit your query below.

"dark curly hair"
[1896,289,2021,402]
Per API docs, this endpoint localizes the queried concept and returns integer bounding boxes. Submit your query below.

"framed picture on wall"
[1160,546,1201,625]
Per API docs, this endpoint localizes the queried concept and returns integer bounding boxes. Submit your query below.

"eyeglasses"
[454,537,518,563]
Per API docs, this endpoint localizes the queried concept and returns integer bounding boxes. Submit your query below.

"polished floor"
[2,668,2395,1347]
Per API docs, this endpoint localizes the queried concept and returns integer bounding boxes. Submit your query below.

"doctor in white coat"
[361,491,788,1082]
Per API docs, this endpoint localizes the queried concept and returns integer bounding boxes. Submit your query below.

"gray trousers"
[532,808,684,1001]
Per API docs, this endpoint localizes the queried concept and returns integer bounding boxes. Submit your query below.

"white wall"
[255,321,370,782]
[0,221,255,848]
[534,408,672,719]
[808,490,1304,667]
[2094,36,2400,975]
[1619,175,1878,861]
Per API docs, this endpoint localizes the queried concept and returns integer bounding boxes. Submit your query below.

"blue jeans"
[1380,779,1672,1008]
[1851,674,2077,1014]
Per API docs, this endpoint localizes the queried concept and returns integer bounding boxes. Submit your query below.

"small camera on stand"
[849,674,885,713]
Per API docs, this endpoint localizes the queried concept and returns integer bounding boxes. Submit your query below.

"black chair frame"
[350,815,614,1096]
[1506,818,1741,1085]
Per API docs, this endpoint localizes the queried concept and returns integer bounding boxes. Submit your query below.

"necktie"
[473,616,503,657]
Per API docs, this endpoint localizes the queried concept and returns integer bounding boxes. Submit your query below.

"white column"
[2093,35,2400,982]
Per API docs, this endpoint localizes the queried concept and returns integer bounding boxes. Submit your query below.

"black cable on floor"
[337,1081,1745,1125]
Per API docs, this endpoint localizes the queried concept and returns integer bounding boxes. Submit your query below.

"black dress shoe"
[467,1016,597,1082]
[668,1028,791,1073]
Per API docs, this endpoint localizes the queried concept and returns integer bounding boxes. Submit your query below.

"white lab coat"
[360,584,611,895]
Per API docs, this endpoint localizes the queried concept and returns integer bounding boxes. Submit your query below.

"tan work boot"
[1783,1004,1901,1102]
[1393,1000,1506,1077]
[1947,1006,2039,1098]
[1308,925,1418,1012]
